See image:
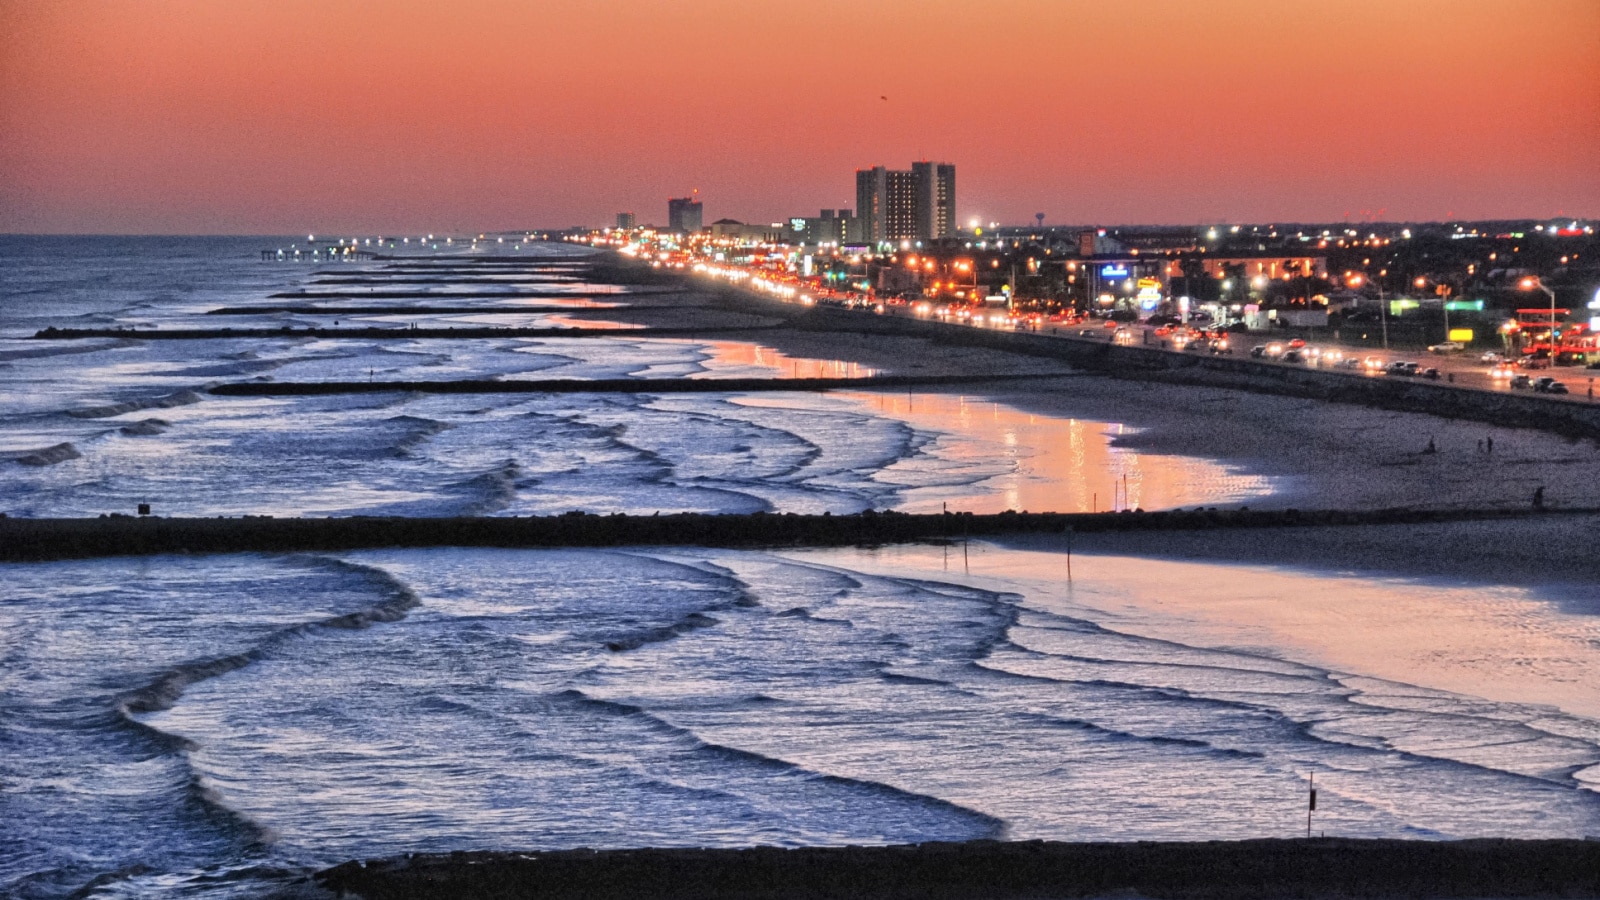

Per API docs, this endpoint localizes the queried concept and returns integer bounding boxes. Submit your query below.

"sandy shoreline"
[570,285,1600,514]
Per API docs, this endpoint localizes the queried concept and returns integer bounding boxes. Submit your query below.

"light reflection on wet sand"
[695,341,1275,514]
[802,542,1600,726]
[699,340,878,379]
[852,392,1275,515]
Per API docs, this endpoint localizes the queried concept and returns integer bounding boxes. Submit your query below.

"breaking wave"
[10,442,82,466]
[66,389,204,419]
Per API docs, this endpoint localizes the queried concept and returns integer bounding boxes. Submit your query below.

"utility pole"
[1378,282,1388,350]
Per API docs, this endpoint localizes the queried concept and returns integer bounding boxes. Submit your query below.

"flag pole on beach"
[1307,772,1317,838]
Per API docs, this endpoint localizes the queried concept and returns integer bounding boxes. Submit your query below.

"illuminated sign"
[1101,265,1129,277]
[1448,328,1475,343]
[1137,278,1161,290]
[1137,285,1162,312]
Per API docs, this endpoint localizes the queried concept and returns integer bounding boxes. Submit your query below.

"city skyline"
[2,0,1598,234]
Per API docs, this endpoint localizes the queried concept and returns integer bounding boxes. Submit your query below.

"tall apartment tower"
[855,162,955,243]
[855,166,919,243]
[616,212,636,229]
[912,161,956,240]
[667,197,703,233]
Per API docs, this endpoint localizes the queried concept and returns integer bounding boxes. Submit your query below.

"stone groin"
[33,325,772,342]
[314,837,1600,900]
[203,304,598,316]
[204,372,1066,397]
[266,289,615,300]
[1,506,1583,563]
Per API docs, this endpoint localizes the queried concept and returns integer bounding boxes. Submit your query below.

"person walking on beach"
[1533,486,1545,509]
[1486,436,1494,454]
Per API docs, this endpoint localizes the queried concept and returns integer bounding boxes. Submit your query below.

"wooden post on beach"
[1307,772,1317,838]
[963,514,969,575]
[1065,526,1072,583]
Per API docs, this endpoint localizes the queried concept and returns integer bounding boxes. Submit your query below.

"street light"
[1417,276,1451,342]
[1349,274,1387,349]
[1519,276,1558,361]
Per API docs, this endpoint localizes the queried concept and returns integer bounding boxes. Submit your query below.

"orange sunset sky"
[2,0,1597,234]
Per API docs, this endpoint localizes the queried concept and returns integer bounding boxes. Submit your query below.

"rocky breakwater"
[315,837,1600,900]
[2,507,1589,562]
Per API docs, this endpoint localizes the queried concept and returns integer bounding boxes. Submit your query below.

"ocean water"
[2,237,1596,899]
[0,237,1270,518]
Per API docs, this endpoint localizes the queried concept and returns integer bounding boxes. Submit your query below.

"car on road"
[1518,355,1551,370]
[1481,351,1505,363]
[1336,357,1363,370]
[1420,367,1441,380]
[1489,363,1516,380]
[1533,377,1569,394]
[1427,341,1465,354]
[1282,349,1305,363]
[1510,374,1533,390]
[1385,361,1420,376]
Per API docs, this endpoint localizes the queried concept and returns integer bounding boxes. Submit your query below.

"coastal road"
[875,304,1600,403]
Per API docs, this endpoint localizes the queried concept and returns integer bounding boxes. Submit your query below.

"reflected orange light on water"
[699,341,877,380]
[859,393,1270,515]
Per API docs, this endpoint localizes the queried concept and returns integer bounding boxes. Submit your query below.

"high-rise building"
[667,197,703,233]
[855,161,955,243]
[616,212,636,229]
[855,166,918,243]
[912,161,956,240]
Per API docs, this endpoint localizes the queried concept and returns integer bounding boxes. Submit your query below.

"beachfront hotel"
[856,161,956,243]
